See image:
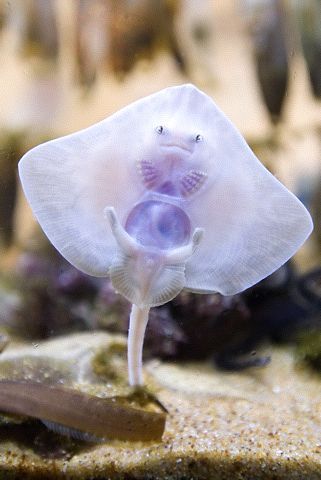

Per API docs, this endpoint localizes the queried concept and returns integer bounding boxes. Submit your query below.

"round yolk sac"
[125,200,191,249]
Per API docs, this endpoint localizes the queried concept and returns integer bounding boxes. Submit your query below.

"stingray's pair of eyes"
[155,125,203,143]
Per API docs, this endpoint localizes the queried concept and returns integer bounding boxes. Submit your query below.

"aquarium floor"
[0,342,320,480]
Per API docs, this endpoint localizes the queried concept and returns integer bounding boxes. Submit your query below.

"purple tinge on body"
[125,200,191,249]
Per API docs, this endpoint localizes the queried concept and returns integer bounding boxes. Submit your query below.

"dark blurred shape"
[171,292,247,357]
[297,267,321,310]
[170,291,270,370]
[145,306,187,359]
[296,0,321,98]
[309,176,321,257]
[5,0,59,59]
[75,0,185,86]
[245,262,321,342]
[296,328,321,373]
[215,350,271,371]
[4,249,321,373]
[53,265,98,299]
[0,1,5,33]
[23,0,58,59]
[164,262,320,371]
[3,251,98,338]
[76,0,110,87]
[250,0,289,123]
[108,0,185,78]
[94,279,131,333]
[0,334,9,353]
[243,262,308,343]
[192,23,211,45]
[295,268,321,373]
[0,132,25,248]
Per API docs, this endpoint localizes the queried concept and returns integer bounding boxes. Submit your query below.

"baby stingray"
[19,84,313,386]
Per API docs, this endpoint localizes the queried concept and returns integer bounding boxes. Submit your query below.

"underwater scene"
[0,1,320,479]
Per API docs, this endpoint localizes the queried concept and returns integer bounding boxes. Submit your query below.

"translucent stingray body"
[19,84,313,386]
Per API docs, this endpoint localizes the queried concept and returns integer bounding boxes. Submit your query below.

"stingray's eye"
[155,125,164,135]
[195,134,203,143]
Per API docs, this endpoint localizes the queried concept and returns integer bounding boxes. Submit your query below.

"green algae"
[296,328,321,372]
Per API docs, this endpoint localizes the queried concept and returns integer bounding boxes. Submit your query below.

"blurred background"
[0,0,321,372]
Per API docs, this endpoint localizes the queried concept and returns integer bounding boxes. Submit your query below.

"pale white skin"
[19,84,313,386]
